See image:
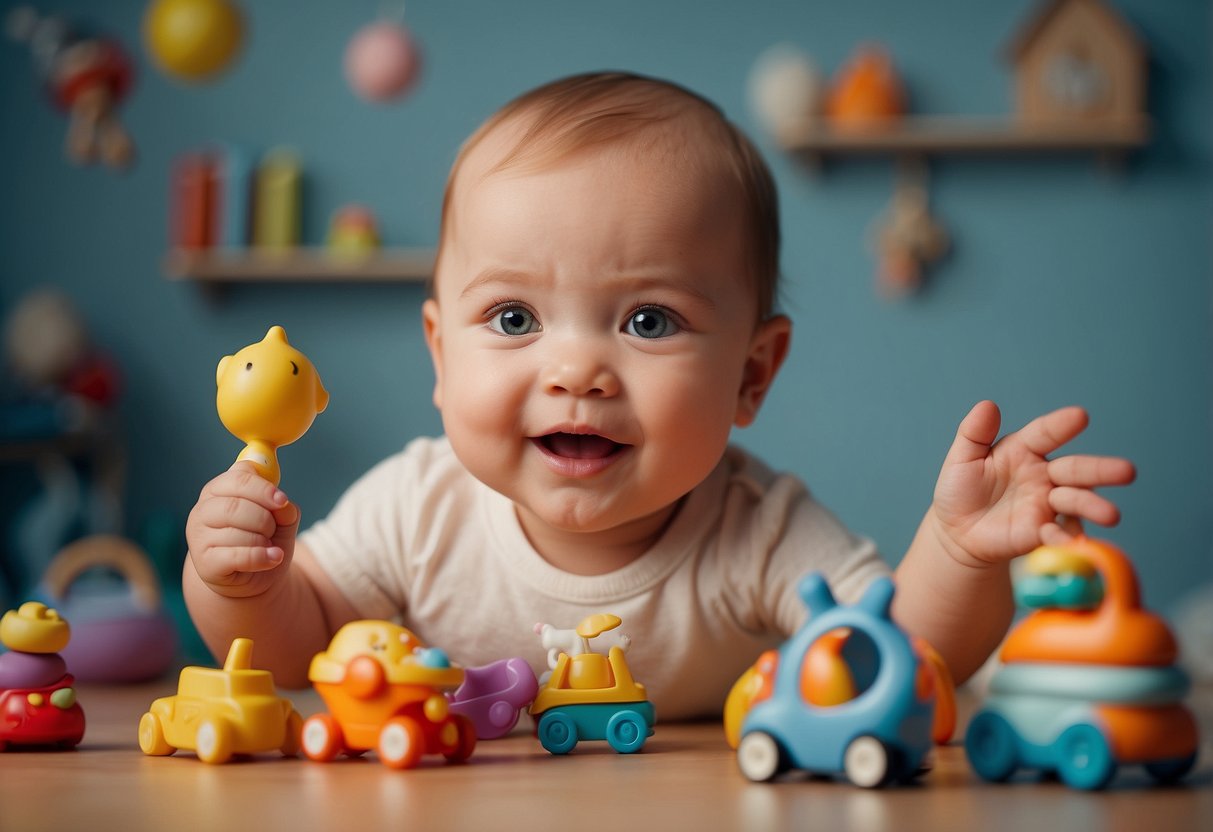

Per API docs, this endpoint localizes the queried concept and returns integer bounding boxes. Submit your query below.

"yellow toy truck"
[138,638,302,764]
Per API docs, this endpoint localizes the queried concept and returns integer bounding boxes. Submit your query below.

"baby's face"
[424,135,775,552]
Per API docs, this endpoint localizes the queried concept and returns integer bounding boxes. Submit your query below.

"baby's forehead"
[456,101,737,199]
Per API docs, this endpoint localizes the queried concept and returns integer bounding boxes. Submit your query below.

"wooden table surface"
[1,682,1210,832]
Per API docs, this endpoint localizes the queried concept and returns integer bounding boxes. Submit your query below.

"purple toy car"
[447,658,538,739]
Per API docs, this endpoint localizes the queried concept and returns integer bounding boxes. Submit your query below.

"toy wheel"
[281,709,303,757]
[138,712,175,756]
[489,700,518,732]
[737,731,787,782]
[302,714,344,762]
[844,735,893,788]
[1144,752,1196,785]
[606,709,649,754]
[965,711,1019,783]
[443,715,477,763]
[378,717,425,770]
[537,712,578,755]
[195,718,234,765]
[1055,724,1117,790]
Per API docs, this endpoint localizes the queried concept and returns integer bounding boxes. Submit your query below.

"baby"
[184,72,1134,719]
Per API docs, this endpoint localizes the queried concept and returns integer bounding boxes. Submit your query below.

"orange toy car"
[302,621,475,769]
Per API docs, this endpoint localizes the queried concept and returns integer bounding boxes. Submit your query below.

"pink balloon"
[344,21,421,102]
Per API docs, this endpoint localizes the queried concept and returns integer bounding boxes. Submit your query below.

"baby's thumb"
[270,501,301,556]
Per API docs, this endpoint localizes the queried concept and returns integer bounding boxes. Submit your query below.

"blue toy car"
[729,574,936,787]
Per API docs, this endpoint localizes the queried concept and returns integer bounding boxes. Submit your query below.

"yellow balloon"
[144,0,244,81]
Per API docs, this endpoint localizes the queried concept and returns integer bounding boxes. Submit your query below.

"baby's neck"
[515,501,682,576]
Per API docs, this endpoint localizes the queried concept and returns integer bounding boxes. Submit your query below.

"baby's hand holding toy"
[187,327,326,598]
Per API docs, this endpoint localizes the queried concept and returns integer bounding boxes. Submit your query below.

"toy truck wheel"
[443,715,476,763]
[281,709,303,757]
[965,711,1019,783]
[195,718,234,765]
[1144,752,1196,785]
[1055,724,1116,790]
[737,731,786,782]
[138,712,174,756]
[843,735,893,788]
[606,710,649,754]
[537,712,579,755]
[378,717,425,770]
[302,714,344,762]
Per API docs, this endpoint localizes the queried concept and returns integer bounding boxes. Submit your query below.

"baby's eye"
[625,307,679,339]
[488,305,539,336]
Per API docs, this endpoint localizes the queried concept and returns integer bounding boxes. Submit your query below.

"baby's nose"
[542,353,620,398]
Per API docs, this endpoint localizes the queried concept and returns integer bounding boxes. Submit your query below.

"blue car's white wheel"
[1055,723,1116,790]
[844,735,892,788]
[737,731,785,782]
[965,711,1019,783]
[537,712,578,755]
[606,710,648,754]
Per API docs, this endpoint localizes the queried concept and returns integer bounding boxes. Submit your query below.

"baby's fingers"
[1047,455,1136,488]
[202,462,288,511]
[1048,486,1121,527]
[195,494,279,539]
[202,545,286,579]
[1016,406,1088,458]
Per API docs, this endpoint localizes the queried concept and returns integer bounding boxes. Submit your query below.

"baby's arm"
[893,401,1135,683]
[183,463,360,687]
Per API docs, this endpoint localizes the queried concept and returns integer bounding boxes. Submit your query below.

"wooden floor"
[1,682,1209,832]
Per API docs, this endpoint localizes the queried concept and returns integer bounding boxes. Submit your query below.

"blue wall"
[1,0,1209,613]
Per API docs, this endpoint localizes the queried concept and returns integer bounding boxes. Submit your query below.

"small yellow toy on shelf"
[138,638,302,764]
[215,326,328,486]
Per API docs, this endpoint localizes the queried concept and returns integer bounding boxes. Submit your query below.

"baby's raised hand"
[185,462,301,598]
[929,401,1135,568]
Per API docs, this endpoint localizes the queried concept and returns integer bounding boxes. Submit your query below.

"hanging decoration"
[143,0,244,83]
[344,3,422,103]
[870,159,949,298]
[5,6,137,170]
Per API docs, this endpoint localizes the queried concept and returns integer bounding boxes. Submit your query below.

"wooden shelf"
[777,115,1152,164]
[164,247,436,283]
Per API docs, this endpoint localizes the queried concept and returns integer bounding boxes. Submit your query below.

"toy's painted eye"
[290,361,299,375]
[245,362,253,370]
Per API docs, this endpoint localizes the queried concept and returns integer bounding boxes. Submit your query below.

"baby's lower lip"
[530,433,630,477]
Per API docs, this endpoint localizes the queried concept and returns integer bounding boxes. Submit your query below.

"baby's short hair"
[437,71,781,320]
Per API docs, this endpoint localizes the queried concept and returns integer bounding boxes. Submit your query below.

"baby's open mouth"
[535,432,627,460]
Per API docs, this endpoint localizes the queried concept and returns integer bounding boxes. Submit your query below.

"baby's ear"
[735,315,791,427]
[421,299,444,410]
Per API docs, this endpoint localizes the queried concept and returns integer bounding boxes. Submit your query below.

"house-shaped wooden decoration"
[1008,0,1146,123]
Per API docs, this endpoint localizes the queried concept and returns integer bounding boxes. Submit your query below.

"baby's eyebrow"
[611,275,717,312]
[459,266,535,299]
[459,266,716,311]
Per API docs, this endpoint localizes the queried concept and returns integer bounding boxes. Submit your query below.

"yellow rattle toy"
[216,326,328,486]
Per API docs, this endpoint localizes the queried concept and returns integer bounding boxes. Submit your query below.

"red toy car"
[0,673,86,750]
